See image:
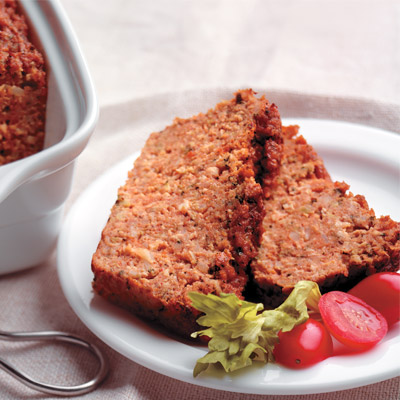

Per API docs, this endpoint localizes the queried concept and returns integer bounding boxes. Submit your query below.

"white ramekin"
[0,0,98,274]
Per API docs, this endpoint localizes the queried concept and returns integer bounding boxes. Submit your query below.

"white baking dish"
[0,0,98,274]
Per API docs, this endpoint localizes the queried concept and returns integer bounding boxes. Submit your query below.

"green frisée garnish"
[189,280,321,377]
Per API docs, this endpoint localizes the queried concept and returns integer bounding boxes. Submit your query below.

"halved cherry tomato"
[348,272,400,326]
[319,291,388,350]
[273,318,333,369]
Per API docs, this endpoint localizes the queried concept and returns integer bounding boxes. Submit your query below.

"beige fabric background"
[1,0,399,399]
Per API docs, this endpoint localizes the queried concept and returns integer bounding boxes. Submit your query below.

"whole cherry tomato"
[348,272,400,326]
[319,291,388,350]
[273,318,333,369]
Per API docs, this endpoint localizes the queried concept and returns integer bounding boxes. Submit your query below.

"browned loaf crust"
[92,90,283,337]
[251,125,400,307]
[0,0,47,165]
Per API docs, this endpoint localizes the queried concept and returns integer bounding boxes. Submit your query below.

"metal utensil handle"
[0,330,108,396]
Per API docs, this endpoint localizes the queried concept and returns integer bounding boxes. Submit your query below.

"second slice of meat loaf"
[92,90,283,337]
[251,125,400,307]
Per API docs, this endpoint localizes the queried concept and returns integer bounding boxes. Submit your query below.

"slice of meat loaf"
[251,125,400,307]
[92,90,283,337]
[0,0,47,165]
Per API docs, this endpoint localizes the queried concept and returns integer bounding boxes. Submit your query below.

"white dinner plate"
[57,119,400,395]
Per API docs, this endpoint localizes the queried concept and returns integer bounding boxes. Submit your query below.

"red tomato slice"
[273,319,333,369]
[319,291,388,350]
[348,272,400,326]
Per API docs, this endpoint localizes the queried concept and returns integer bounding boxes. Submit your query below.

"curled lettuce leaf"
[189,280,321,377]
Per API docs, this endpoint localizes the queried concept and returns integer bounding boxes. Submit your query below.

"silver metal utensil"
[0,330,108,396]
